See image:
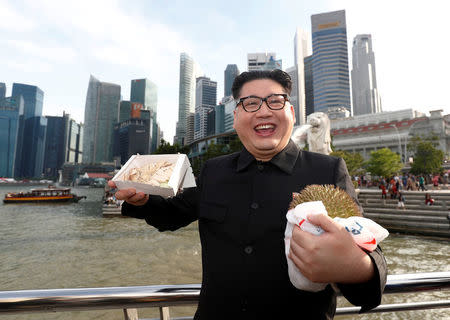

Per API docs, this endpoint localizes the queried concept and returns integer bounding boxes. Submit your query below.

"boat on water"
[3,187,87,204]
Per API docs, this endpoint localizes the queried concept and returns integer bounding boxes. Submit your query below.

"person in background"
[108,69,387,319]
[406,176,415,191]
[432,175,440,190]
[419,176,426,191]
[425,193,434,206]
[397,192,406,210]
[380,183,387,199]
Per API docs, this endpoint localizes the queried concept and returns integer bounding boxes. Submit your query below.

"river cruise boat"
[3,187,86,204]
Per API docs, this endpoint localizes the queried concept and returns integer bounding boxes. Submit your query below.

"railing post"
[159,306,170,320]
[123,308,139,320]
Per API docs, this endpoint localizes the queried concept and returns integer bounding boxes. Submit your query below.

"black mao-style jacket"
[122,140,387,320]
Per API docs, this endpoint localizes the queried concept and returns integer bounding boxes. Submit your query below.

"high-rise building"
[304,55,315,117]
[130,78,158,152]
[0,83,6,99]
[130,78,157,111]
[293,28,310,125]
[351,34,382,116]
[186,112,195,145]
[11,83,44,120]
[194,77,217,141]
[247,53,282,71]
[175,53,202,146]
[224,64,240,97]
[66,118,83,163]
[118,101,132,123]
[21,116,47,177]
[196,77,217,107]
[113,118,150,165]
[0,96,24,177]
[286,66,298,120]
[11,83,46,177]
[82,75,121,164]
[311,10,351,116]
[43,114,70,178]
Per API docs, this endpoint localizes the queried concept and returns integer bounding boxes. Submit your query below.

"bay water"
[0,186,448,319]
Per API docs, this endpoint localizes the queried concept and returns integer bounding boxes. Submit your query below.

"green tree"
[229,136,243,153]
[409,140,444,175]
[330,150,365,176]
[153,139,189,155]
[203,142,229,160]
[366,148,403,177]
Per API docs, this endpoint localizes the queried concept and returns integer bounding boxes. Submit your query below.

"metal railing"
[0,272,449,319]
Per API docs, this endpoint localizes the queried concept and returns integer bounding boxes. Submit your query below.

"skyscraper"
[0,96,24,177]
[130,78,158,153]
[11,83,44,120]
[311,10,351,116]
[224,64,240,97]
[293,27,310,125]
[175,53,202,146]
[286,66,298,119]
[194,77,217,141]
[11,83,47,177]
[351,34,382,116]
[66,118,83,163]
[0,83,6,99]
[82,75,121,164]
[43,113,70,178]
[304,55,315,117]
[21,116,47,177]
[196,77,217,107]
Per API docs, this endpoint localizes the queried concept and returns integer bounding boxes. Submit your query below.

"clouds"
[1,0,449,141]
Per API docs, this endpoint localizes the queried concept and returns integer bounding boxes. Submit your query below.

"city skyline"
[2,0,449,141]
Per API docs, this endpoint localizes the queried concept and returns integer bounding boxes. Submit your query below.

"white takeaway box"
[112,154,196,197]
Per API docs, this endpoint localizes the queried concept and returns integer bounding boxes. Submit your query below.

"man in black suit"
[108,69,387,319]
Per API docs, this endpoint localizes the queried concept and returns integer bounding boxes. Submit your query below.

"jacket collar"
[236,139,300,174]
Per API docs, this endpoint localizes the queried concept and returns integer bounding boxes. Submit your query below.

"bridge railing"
[0,272,449,319]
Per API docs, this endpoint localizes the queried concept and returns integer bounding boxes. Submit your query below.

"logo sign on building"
[131,102,143,119]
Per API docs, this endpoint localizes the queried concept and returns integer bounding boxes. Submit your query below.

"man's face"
[233,79,295,161]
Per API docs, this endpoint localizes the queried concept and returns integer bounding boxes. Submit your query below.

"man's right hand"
[107,181,149,206]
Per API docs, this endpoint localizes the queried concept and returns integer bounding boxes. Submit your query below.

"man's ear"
[290,104,296,124]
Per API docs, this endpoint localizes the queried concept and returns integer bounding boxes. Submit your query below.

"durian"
[289,184,361,218]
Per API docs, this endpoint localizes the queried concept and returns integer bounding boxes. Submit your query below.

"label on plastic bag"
[284,200,389,292]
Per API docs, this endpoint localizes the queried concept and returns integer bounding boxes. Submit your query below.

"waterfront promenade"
[357,186,450,238]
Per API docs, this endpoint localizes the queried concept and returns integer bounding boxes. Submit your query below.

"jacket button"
[244,246,253,254]
[250,202,259,209]
[257,164,264,171]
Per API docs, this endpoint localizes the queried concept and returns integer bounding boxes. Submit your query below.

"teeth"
[256,124,274,130]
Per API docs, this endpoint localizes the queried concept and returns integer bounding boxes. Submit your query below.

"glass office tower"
[11,83,46,177]
[351,34,382,116]
[0,83,6,99]
[0,96,24,177]
[311,10,351,116]
[175,53,202,146]
[224,64,240,97]
[82,75,121,163]
[130,78,158,153]
[11,83,44,120]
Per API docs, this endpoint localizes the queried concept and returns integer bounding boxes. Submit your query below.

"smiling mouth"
[254,124,276,136]
[255,124,275,130]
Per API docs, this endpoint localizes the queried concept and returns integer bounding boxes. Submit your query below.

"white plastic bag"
[284,201,389,292]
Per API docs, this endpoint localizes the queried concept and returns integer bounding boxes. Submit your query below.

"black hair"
[231,69,292,99]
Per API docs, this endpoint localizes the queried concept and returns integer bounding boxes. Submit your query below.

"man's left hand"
[288,213,374,284]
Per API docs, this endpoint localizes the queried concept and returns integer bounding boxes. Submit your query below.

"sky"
[1,0,449,141]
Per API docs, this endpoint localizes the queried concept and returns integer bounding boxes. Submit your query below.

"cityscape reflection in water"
[0,185,448,320]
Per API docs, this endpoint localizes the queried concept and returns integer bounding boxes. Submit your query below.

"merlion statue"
[292,112,332,155]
